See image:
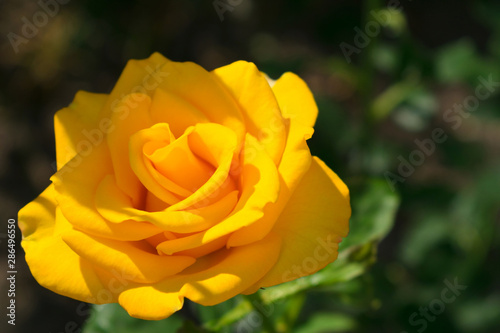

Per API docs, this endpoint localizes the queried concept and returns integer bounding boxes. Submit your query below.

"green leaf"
[197,297,239,332]
[339,178,400,253]
[455,296,500,331]
[434,39,498,84]
[82,303,183,333]
[202,297,252,332]
[258,243,377,306]
[399,212,450,266]
[279,293,306,330]
[371,79,421,121]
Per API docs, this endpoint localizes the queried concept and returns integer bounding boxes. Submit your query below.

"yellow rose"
[18,53,350,320]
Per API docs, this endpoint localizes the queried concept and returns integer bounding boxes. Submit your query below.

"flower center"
[129,122,239,212]
[146,126,216,193]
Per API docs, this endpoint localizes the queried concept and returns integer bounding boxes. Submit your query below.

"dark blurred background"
[1,0,499,332]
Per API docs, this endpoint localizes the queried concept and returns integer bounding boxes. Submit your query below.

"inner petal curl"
[130,122,239,212]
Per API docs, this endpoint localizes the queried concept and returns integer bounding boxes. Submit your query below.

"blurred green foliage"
[2,0,499,333]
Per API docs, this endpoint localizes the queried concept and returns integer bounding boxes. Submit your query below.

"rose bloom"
[18,53,350,320]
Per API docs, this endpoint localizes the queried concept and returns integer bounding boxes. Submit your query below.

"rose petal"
[244,157,350,290]
[129,123,187,205]
[156,134,280,254]
[226,72,319,247]
[98,52,169,120]
[18,185,109,303]
[107,93,153,207]
[156,60,246,145]
[118,232,282,320]
[150,88,209,138]
[212,61,287,165]
[51,141,163,240]
[163,123,239,211]
[130,122,238,210]
[54,91,108,169]
[147,126,215,192]
[95,175,239,234]
[273,72,318,131]
[172,234,229,258]
[62,228,196,284]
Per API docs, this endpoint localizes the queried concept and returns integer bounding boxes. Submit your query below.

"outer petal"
[149,88,209,138]
[227,72,319,247]
[62,228,196,283]
[98,52,169,120]
[118,232,282,320]
[212,61,287,165]
[54,91,108,169]
[272,72,318,130]
[107,93,153,206]
[18,185,108,303]
[51,140,162,241]
[227,127,312,247]
[155,60,246,145]
[245,157,350,290]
